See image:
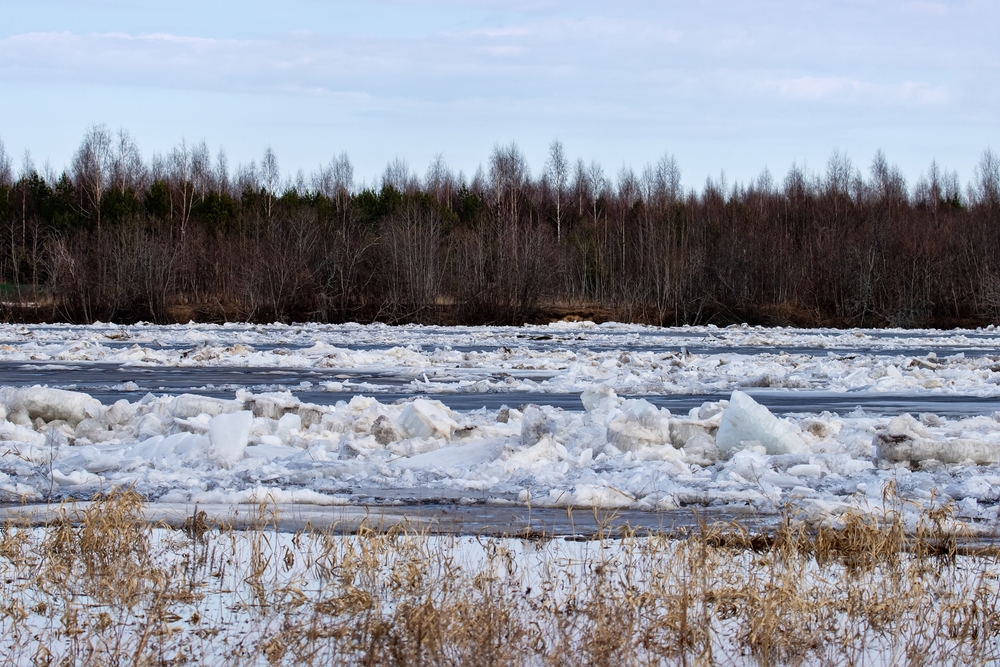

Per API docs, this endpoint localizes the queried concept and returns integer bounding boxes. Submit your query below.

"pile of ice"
[4,320,999,355]
[874,414,1000,466]
[1,384,999,525]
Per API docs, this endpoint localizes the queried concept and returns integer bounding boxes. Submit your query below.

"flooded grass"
[1,489,999,665]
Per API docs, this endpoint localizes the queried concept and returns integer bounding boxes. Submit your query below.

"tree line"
[1,124,999,327]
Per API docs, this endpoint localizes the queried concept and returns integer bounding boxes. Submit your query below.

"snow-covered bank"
[2,381,999,529]
[5,496,997,666]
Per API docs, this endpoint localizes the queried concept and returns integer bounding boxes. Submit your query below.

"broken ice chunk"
[680,432,720,466]
[388,438,446,457]
[1,387,102,427]
[787,463,822,478]
[716,390,806,455]
[605,399,671,452]
[51,469,102,487]
[75,418,114,443]
[521,405,556,447]
[208,411,253,468]
[275,413,302,443]
[398,399,459,440]
[874,414,1000,465]
[876,435,1000,465]
[243,392,302,420]
[669,419,717,448]
[105,399,136,426]
[372,415,406,445]
[127,432,211,465]
[171,394,239,419]
[580,385,620,413]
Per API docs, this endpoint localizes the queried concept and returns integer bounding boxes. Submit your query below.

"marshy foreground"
[1,489,998,666]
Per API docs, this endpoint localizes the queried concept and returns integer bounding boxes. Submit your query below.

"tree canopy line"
[1,124,999,327]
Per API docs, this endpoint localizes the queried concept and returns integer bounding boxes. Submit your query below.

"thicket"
[1,125,999,327]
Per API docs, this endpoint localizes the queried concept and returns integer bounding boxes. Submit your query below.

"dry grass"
[0,489,999,666]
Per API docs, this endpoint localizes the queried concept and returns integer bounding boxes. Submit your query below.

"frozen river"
[1,321,999,532]
[2,361,1000,416]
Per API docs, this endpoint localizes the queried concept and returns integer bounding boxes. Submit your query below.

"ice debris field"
[1,321,1000,528]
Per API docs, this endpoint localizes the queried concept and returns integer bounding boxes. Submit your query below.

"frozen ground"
[1,321,999,530]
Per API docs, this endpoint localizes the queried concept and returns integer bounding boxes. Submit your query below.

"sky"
[1,0,997,190]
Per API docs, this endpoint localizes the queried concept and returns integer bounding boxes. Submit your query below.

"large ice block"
[716,391,805,455]
[208,411,253,468]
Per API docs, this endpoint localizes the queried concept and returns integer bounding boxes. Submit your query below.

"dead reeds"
[0,489,998,666]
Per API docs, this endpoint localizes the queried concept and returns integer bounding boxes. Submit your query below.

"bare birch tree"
[0,137,12,191]
[617,165,640,269]
[587,161,607,228]
[313,152,354,222]
[489,142,528,226]
[573,158,588,217]
[111,128,144,196]
[169,140,196,235]
[16,152,35,260]
[0,138,11,283]
[382,157,414,193]
[72,124,113,233]
[215,147,231,196]
[425,154,455,209]
[191,141,212,202]
[972,148,1000,208]
[235,161,258,197]
[544,140,568,242]
[261,147,280,220]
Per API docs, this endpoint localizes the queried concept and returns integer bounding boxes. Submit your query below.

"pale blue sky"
[1,0,997,189]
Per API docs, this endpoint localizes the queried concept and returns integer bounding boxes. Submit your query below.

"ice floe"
[0,322,998,529]
[2,321,1000,399]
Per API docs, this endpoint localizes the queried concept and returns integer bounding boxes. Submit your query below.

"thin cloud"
[770,76,950,107]
[0,28,966,112]
[0,0,995,186]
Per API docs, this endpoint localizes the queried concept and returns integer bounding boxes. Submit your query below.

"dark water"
[5,502,998,546]
[0,501,776,537]
[193,503,776,537]
[14,340,1000,358]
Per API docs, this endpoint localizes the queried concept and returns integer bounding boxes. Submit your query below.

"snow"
[0,322,999,529]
